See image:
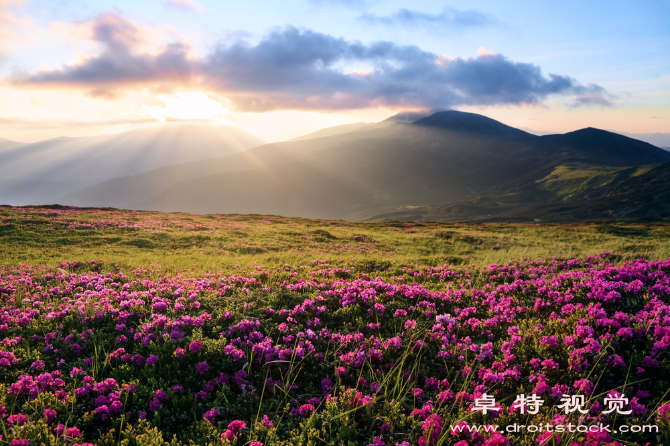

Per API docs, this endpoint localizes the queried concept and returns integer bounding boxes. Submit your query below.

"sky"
[0,0,668,143]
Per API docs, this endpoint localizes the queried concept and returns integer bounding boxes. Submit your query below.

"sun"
[142,91,232,123]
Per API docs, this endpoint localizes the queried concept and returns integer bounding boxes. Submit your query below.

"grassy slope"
[1,205,669,274]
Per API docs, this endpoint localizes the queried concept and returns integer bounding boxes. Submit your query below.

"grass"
[1,205,669,445]
[1,205,669,276]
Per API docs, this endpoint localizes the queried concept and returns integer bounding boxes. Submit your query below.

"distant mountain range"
[0,138,24,152]
[0,125,263,205]
[1,112,669,222]
[520,128,670,149]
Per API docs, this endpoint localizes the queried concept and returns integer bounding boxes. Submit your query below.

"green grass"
[1,205,669,275]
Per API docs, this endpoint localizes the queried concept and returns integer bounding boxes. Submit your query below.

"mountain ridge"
[59,110,670,222]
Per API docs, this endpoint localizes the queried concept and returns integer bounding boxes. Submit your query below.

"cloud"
[164,0,205,12]
[10,16,614,111]
[11,11,195,98]
[358,7,494,29]
[201,27,614,111]
[567,84,617,108]
[477,46,493,57]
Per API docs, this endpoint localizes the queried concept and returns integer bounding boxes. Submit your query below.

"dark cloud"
[359,7,493,29]
[201,27,613,111]
[11,15,614,111]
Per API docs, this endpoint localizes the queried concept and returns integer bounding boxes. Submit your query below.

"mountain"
[0,179,99,206]
[399,160,670,223]
[290,111,435,141]
[0,124,264,182]
[413,110,535,138]
[60,111,670,222]
[0,138,24,152]
[292,122,372,141]
[529,128,670,166]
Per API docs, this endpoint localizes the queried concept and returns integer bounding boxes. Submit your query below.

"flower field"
[1,206,669,446]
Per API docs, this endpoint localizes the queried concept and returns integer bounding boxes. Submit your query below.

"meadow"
[1,205,669,446]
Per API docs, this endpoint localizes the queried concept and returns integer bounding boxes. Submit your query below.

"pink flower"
[260,414,273,427]
[298,404,314,417]
[222,420,247,442]
[412,388,424,399]
[573,378,594,394]
[8,414,28,426]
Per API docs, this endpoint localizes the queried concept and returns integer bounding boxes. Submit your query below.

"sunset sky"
[0,0,668,143]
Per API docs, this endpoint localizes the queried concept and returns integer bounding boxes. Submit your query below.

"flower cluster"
[0,252,668,445]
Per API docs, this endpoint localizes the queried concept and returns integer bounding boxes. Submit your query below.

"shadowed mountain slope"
[531,128,670,166]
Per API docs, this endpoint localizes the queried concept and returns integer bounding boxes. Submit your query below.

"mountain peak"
[538,126,670,166]
[411,110,536,139]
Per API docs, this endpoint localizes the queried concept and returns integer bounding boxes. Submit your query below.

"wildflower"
[31,360,45,369]
[657,402,670,422]
[8,414,28,426]
[204,408,220,424]
[222,420,246,442]
[573,378,594,394]
[367,436,385,446]
[149,399,162,412]
[94,405,110,420]
[43,409,57,424]
[260,414,273,427]
[322,377,334,392]
[298,404,314,417]
[196,360,209,374]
